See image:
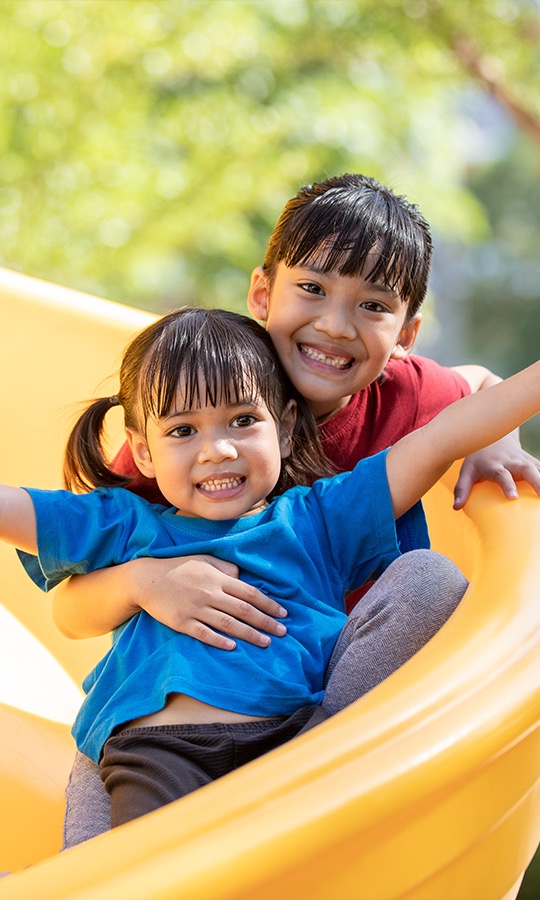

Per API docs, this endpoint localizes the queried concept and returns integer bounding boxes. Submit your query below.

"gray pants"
[64,550,468,847]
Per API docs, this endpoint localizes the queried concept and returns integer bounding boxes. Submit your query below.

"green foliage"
[0,0,538,313]
[0,1,538,891]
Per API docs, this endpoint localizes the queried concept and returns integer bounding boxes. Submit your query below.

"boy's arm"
[387,361,540,521]
[0,487,37,553]
[450,364,540,507]
[52,556,287,649]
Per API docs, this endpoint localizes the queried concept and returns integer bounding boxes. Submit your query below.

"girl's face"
[248,262,421,421]
[127,382,296,520]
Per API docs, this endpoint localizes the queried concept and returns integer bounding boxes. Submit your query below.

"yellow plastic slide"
[0,268,538,899]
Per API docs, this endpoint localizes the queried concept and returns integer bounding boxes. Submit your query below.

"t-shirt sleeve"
[387,356,471,431]
[308,449,429,591]
[17,488,142,591]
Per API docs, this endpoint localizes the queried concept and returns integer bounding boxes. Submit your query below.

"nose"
[314,302,356,341]
[198,433,239,464]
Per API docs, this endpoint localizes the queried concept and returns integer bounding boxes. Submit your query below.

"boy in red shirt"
[56,174,540,844]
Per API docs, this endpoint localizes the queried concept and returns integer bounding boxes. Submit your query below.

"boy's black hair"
[263,173,432,317]
[64,307,333,500]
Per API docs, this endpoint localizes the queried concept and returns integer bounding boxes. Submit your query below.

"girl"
[2,307,539,827]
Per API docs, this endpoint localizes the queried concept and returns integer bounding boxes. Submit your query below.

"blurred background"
[0,0,538,891]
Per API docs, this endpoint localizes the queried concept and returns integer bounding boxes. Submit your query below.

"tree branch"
[452,34,540,146]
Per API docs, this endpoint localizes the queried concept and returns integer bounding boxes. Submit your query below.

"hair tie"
[108,395,120,406]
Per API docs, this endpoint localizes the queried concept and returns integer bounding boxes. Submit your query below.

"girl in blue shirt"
[2,306,538,827]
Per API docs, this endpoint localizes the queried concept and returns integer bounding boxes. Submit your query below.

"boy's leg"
[322,550,468,715]
[63,750,111,848]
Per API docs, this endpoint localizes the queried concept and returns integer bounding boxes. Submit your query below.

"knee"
[406,549,467,590]
[394,549,468,620]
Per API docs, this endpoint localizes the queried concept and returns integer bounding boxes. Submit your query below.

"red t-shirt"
[319,355,470,472]
[112,355,470,610]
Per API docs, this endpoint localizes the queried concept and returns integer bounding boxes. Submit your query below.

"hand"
[453,433,540,509]
[130,555,288,651]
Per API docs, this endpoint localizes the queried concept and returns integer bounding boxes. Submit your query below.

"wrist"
[123,557,149,616]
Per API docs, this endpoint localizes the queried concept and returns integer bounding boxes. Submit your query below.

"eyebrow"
[295,264,400,298]
[163,397,260,420]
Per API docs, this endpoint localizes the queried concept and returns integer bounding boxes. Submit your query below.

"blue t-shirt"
[20,449,428,763]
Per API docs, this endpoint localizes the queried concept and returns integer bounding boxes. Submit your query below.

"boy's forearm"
[388,361,540,519]
[52,564,140,638]
[453,366,521,440]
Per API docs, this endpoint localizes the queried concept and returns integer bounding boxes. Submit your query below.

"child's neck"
[312,394,353,425]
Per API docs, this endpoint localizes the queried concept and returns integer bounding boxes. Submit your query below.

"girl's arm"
[451,364,540,507]
[0,487,37,553]
[52,556,288,650]
[388,361,540,520]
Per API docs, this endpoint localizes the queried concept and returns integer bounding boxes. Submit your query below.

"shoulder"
[382,355,470,394]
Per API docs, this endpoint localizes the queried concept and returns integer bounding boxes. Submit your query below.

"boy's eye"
[361,300,387,313]
[232,414,257,428]
[169,424,195,438]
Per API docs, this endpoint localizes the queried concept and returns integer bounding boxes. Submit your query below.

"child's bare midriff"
[121,692,284,730]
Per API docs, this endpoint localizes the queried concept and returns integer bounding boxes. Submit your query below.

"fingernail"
[277,606,287,617]
[224,639,236,650]
[276,623,287,636]
[259,635,271,647]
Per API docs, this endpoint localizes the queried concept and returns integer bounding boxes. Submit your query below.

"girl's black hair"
[63,307,334,500]
[263,173,432,318]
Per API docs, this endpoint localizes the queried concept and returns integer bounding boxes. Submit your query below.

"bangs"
[282,191,421,291]
[265,177,432,315]
[136,308,283,427]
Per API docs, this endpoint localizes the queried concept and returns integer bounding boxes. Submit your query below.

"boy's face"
[248,262,421,420]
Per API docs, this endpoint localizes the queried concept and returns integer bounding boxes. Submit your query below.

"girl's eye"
[299,282,323,295]
[232,414,257,428]
[169,425,194,438]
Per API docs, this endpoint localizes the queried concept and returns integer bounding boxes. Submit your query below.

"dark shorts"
[100,704,329,827]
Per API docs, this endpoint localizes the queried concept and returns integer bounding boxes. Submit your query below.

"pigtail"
[63,395,131,493]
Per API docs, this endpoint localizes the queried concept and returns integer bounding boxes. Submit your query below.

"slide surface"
[0,268,538,899]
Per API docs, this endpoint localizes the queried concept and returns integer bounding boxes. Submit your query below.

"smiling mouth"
[299,344,354,370]
[197,476,245,493]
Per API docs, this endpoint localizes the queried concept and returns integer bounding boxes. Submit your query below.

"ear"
[125,428,156,478]
[247,267,270,323]
[279,400,297,459]
[391,313,422,360]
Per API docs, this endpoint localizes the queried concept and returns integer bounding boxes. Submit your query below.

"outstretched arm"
[53,556,288,650]
[0,486,37,553]
[451,365,540,507]
[388,361,540,520]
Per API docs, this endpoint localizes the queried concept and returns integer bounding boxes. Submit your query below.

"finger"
[187,620,238,651]
[489,468,519,500]
[206,610,279,647]
[220,578,288,620]
[516,463,540,496]
[189,608,283,648]
[220,599,288,639]
[453,470,475,510]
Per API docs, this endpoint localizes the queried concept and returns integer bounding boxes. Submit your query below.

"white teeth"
[301,345,351,369]
[199,477,243,493]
